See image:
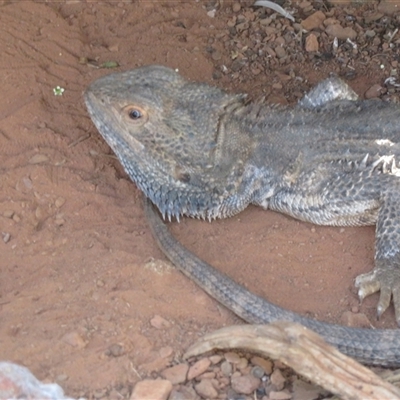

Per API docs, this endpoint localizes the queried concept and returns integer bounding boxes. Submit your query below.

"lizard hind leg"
[355,189,400,326]
[356,261,400,326]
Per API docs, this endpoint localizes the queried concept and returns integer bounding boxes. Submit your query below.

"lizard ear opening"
[123,105,148,124]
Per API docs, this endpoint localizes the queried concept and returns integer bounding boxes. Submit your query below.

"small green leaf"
[99,61,120,69]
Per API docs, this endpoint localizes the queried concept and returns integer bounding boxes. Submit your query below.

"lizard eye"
[129,109,142,120]
[123,105,148,124]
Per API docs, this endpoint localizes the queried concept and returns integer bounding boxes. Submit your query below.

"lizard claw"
[355,263,400,326]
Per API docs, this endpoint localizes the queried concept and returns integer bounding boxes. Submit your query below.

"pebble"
[232,2,241,12]
[55,197,66,208]
[168,386,198,400]
[207,9,216,18]
[305,33,319,52]
[270,369,286,391]
[130,379,172,400]
[377,0,400,15]
[150,315,171,329]
[301,10,325,31]
[236,357,248,370]
[211,50,222,61]
[325,24,357,40]
[292,378,325,400]
[194,378,218,398]
[158,346,173,359]
[2,232,11,243]
[105,343,125,357]
[340,310,372,328]
[364,84,384,99]
[209,355,222,364]
[220,361,233,377]
[269,390,292,399]
[161,363,188,384]
[29,154,49,164]
[231,374,260,394]
[365,29,376,38]
[251,356,273,375]
[251,366,265,379]
[275,46,287,59]
[61,331,86,349]
[3,210,14,218]
[187,358,211,380]
[224,352,241,364]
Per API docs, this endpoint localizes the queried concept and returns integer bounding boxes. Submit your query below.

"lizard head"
[85,65,248,220]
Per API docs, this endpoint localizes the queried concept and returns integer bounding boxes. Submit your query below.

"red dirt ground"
[0,1,398,398]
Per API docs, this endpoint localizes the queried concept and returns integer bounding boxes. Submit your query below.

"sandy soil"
[0,1,399,398]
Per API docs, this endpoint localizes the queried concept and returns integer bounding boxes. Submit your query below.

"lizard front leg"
[356,189,400,325]
[269,167,400,325]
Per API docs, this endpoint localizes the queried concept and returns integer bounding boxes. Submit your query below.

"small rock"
[55,197,66,208]
[207,9,216,18]
[251,366,265,379]
[209,355,222,364]
[3,210,14,218]
[161,363,188,385]
[340,310,372,328]
[194,379,218,399]
[61,331,86,349]
[231,59,245,72]
[236,357,248,370]
[364,84,384,99]
[231,374,260,395]
[232,2,241,12]
[275,46,286,59]
[292,378,326,400]
[327,0,351,4]
[365,29,376,38]
[377,0,400,15]
[54,217,65,226]
[108,43,119,52]
[298,1,311,9]
[29,154,49,164]
[269,390,292,399]
[211,50,222,61]
[270,369,286,391]
[364,12,384,23]
[251,356,273,375]
[220,361,233,377]
[106,343,125,357]
[301,11,325,31]
[268,94,288,106]
[96,279,105,287]
[168,386,199,400]
[325,24,357,40]
[55,374,68,382]
[305,33,319,52]
[187,358,211,380]
[130,379,172,400]
[150,315,171,329]
[159,346,173,359]
[224,352,241,364]
[2,232,11,243]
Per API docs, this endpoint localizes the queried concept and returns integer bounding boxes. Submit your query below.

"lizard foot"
[355,262,400,326]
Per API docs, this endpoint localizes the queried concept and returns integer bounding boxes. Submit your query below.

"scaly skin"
[85,65,400,366]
